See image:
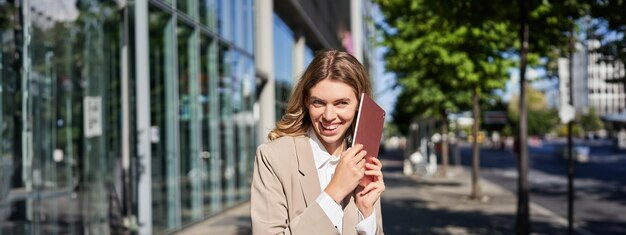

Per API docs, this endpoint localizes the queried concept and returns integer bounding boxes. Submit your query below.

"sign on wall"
[84,96,102,138]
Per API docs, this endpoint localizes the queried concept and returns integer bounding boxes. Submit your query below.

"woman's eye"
[336,101,349,107]
[311,100,325,107]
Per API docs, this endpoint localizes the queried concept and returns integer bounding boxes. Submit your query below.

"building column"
[255,0,275,143]
[293,33,306,80]
[134,0,152,234]
[350,0,363,62]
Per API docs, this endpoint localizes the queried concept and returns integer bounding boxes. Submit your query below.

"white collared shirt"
[308,129,377,235]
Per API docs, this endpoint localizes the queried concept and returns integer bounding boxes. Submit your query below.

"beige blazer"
[251,135,384,235]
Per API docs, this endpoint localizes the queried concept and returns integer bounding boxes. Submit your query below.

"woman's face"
[307,78,358,152]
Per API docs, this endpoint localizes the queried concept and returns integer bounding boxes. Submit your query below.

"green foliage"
[527,109,559,136]
[377,0,514,132]
[557,123,583,137]
[578,107,604,132]
[508,87,559,136]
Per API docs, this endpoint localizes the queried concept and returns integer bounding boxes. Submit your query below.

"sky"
[371,5,401,122]
[373,47,401,122]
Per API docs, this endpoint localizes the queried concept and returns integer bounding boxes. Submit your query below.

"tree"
[377,0,591,233]
[579,107,603,134]
[376,0,513,193]
[508,87,559,136]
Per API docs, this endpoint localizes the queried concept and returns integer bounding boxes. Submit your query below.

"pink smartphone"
[351,93,385,186]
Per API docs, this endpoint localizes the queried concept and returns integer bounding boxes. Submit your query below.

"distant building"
[558,40,626,116]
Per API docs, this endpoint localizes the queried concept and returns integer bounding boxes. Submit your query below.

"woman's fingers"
[365,162,380,170]
[364,170,382,178]
[343,144,363,158]
[371,157,383,167]
[352,149,367,164]
[358,181,378,195]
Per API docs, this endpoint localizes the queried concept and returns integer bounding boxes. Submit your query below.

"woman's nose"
[322,105,337,120]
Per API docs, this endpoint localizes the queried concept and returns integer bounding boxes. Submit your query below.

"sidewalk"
[380,159,578,235]
[177,159,576,235]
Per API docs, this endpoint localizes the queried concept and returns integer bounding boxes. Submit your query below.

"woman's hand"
[354,157,385,218]
[324,144,368,203]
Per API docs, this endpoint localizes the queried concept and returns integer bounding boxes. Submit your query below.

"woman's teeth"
[322,125,338,130]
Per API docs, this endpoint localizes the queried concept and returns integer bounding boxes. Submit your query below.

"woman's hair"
[267,50,373,141]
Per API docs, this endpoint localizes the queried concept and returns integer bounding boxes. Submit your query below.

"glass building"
[0,0,369,234]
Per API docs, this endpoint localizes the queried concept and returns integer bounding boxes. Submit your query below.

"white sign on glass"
[84,96,102,138]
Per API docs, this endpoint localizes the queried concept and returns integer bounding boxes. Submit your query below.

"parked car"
[561,145,590,163]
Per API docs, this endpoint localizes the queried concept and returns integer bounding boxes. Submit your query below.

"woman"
[251,50,385,235]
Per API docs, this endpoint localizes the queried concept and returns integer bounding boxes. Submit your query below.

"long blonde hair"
[268,50,373,141]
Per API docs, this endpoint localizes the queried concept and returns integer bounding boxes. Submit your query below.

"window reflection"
[0,0,256,233]
[200,36,221,216]
[273,14,294,119]
[177,0,197,19]
[0,0,125,234]
[0,1,22,232]
[218,44,236,207]
[200,0,218,30]
[177,21,202,225]
[148,6,177,233]
[235,57,255,201]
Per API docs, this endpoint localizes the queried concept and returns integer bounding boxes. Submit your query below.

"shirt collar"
[308,128,344,169]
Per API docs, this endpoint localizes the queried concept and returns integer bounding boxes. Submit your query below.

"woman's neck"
[323,141,345,157]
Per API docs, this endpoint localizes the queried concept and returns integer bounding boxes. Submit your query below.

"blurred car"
[561,145,590,163]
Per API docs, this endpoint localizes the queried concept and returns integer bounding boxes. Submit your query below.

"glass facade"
[273,14,294,119]
[1,0,255,234]
[1,0,125,234]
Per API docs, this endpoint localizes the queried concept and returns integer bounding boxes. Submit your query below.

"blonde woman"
[251,50,385,235]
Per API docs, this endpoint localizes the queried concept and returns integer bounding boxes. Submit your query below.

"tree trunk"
[439,112,449,178]
[566,24,576,235]
[516,0,531,234]
[470,88,481,199]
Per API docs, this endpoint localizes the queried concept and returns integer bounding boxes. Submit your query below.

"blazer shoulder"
[259,135,307,150]
[256,135,306,161]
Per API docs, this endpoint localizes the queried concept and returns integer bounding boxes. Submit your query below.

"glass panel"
[218,44,235,207]
[177,0,196,19]
[148,6,178,233]
[233,0,243,49]
[217,0,232,41]
[231,52,243,201]
[1,1,24,233]
[200,36,221,216]
[177,21,202,225]
[27,1,123,234]
[273,14,294,119]
[199,0,218,31]
[236,56,255,201]
[244,0,254,54]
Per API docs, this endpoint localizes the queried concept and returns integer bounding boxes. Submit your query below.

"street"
[458,139,626,235]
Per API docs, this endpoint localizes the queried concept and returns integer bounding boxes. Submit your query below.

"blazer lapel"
[295,136,321,207]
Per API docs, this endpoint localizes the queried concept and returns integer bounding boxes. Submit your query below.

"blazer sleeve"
[251,144,339,235]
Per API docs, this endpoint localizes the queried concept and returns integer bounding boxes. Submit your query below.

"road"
[457,139,626,235]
